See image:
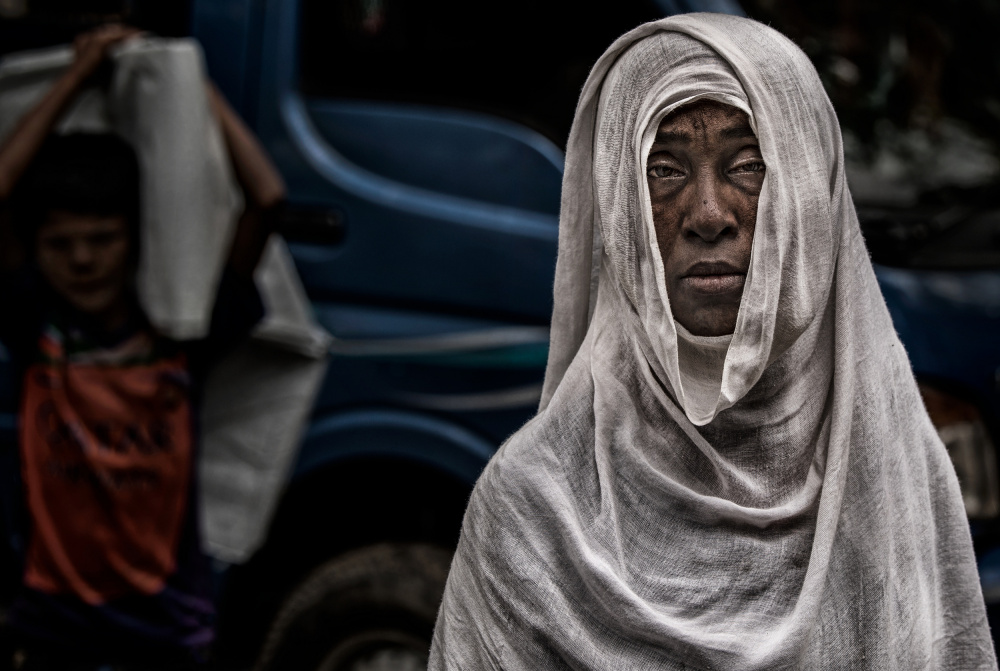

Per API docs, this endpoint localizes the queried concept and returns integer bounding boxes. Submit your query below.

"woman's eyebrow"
[654,130,689,144]
[721,124,757,141]
[653,124,756,145]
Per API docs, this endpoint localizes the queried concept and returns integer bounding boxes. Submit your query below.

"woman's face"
[647,99,763,337]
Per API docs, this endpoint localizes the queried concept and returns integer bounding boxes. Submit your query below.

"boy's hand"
[70,24,143,82]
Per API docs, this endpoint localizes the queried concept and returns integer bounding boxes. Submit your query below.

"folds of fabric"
[430,13,996,670]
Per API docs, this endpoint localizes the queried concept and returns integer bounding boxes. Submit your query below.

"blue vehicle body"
[193,0,608,661]
[1,0,998,664]
[875,266,1000,543]
[876,267,1000,403]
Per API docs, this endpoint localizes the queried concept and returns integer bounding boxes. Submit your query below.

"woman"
[429,13,996,670]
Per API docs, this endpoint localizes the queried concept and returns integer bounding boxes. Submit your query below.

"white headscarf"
[430,13,996,670]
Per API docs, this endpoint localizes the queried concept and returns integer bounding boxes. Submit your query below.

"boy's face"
[36,211,132,320]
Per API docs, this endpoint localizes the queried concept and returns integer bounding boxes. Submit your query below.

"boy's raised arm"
[0,24,140,274]
[207,83,287,281]
[0,24,141,204]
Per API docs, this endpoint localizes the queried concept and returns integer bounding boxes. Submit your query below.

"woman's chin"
[674,309,738,337]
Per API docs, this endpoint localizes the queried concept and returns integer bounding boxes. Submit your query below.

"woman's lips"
[681,273,745,294]
[680,261,747,294]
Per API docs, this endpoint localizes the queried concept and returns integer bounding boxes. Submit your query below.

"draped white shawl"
[429,13,996,670]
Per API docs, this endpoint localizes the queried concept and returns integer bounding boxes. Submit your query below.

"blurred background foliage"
[743,0,1000,205]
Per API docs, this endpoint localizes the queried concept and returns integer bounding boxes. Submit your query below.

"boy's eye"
[40,237,71,252]
[88,232,121,246]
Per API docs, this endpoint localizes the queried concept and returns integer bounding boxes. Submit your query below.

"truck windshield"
[297,0,664,148]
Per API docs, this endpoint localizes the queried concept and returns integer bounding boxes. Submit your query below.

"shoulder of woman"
[467,405,595,529]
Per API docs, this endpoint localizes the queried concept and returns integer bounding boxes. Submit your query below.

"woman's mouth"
[682,274,745,294]
[680,261,746,295]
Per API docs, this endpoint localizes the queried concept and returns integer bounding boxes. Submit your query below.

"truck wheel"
[253,543,453,671]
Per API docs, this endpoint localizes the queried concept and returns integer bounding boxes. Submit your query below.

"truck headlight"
[920,383,1000,519]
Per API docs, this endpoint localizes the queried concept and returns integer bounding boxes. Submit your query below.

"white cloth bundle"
[0,39,331,563]
[430,13,996,670]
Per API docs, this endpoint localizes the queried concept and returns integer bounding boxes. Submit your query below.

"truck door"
[193,0,672,328]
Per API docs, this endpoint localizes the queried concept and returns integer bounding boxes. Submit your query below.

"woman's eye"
[647,165,683,178]
[732,161,766,174]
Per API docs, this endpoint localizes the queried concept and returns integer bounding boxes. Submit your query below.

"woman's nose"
[683,175,736,242]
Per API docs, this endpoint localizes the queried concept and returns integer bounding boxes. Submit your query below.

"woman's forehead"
[656,99,753,136]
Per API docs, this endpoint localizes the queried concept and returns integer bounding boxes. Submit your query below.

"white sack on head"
[0,40,331,564]
[109,38,242,340]
[430,13,996,671]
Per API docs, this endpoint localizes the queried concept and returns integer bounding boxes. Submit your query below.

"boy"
[0,24,286,669]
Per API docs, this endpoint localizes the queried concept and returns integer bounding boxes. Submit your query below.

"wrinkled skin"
[647,100,764,337]
[35,210,132,331]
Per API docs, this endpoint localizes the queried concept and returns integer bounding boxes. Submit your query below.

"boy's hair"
[11,132,141,245]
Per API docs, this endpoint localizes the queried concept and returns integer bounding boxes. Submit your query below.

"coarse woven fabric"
[429,13,997,671]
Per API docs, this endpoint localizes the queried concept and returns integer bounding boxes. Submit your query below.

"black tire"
[253,543,453,671]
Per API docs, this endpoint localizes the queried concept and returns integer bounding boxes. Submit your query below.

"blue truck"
[2,0,999,669]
